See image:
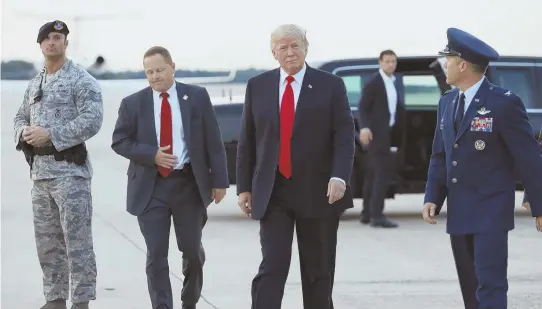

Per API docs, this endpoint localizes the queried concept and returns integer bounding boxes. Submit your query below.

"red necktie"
[158,92,173,177]
[279,76,295,178]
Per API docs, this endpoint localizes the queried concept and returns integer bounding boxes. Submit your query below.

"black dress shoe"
[370,218,399,228]
[182,304,195,309]
[360,216,370,224]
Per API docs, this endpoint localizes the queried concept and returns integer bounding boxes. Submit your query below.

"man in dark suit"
[358,49,405,228]
[236,24,355,309]
[111,46,229,309]
[422,28,542,309]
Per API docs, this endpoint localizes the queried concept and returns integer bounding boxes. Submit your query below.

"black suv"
[213,56,542,199]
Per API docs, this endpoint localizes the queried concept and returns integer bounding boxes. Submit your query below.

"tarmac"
[2,88,542,309]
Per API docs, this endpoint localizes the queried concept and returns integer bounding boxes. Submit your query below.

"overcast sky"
[2,0,541,71]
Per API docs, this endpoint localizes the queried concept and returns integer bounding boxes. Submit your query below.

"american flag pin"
[475,98,480,102]
[183,95,188,100]
[308,84,312,88]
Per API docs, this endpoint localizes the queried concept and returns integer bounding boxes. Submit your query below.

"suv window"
[340,72,376,106]
[492,67,535,108]
[402,75,442,106]
[340,73,442,107]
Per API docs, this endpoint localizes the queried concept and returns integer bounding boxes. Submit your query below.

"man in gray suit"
[111,46,229,309]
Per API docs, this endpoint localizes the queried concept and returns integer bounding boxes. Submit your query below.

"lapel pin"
[505,90,511,96]
[183,95,188,100]
[308,84,312,89]
[475,98,480,102]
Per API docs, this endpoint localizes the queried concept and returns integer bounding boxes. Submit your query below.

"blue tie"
[454,93,466,132]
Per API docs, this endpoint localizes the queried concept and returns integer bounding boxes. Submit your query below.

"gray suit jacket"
[112,81,229,216]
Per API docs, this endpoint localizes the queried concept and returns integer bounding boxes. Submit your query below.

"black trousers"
[362,125,402,220]
[362,149,392,220]
[251,173,339,309]
[137,168,207,309]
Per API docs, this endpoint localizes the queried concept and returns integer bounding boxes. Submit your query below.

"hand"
[23,125,51,147]
[19,126,29,142]
[536,216,542,232]
[327,179,346,204]
[237,192,252,217]
[359,128,372,146]
[523,201,531,211]
[154,145,178,169]
[422,203,438,224]
[212,188,226,204]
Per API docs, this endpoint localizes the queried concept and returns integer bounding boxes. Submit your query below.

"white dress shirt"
[279,63,306,110]
[379,69,398,127]
[278,64,345,186]
[152,82,189,169]
[458,76,486,115]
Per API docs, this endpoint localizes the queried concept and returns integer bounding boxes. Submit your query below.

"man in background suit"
[358,50,405,228]
[422,28,542,309]
[111,46,229,309]
[236,24,355,309]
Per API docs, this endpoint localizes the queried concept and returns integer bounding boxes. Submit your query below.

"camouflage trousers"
[31,176,97,303]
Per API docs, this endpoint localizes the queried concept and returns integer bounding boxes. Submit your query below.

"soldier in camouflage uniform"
[13,20,103,309]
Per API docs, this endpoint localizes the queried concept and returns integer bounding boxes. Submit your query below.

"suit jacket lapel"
[270,69,280,131]
[455,79,488,142]
[293,66,313,134]
[142,87,158,146]
[378,74,389,107]
[444,92,457,143]
[175,82,191,147]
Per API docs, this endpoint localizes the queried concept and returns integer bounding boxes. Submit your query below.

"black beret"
[37,20,69,44]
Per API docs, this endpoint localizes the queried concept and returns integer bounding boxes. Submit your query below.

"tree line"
[1,60,266,83]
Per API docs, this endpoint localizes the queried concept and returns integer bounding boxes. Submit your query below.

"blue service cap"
[438,28,499,67]
[37,20,69,44]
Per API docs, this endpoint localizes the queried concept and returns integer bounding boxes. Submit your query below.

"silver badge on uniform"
[474,140,485,150]
[477,107,491,115]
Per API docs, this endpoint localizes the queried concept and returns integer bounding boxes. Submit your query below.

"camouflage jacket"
[13,59,104,180]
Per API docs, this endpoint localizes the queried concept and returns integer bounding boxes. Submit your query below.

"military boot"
[40,299,67,309]
[70,302,89,309]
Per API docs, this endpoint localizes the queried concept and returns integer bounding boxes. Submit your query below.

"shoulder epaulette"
[488,83,518,99]
[441,88,457,97]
